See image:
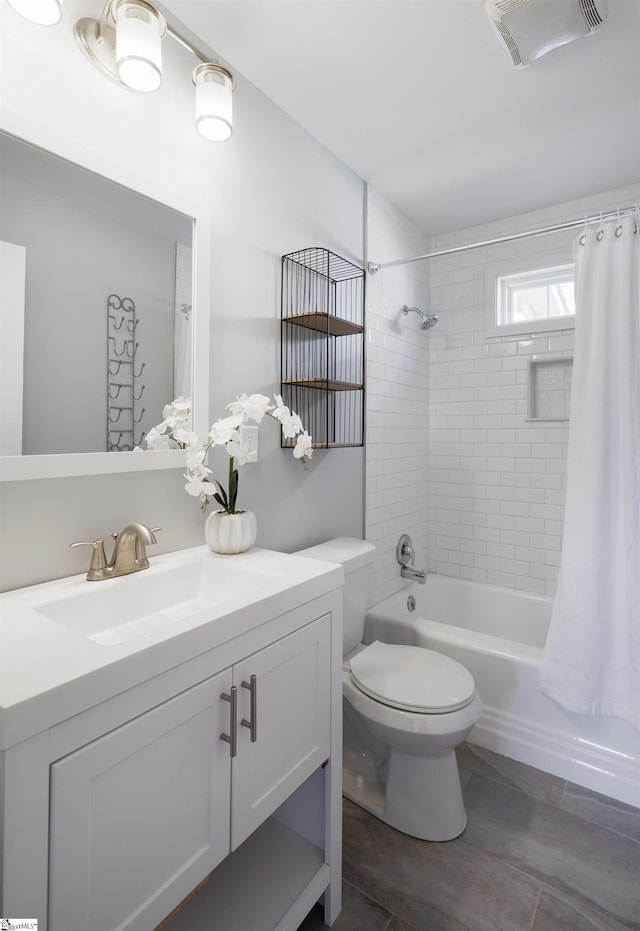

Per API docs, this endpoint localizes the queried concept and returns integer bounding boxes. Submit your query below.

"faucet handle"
[396,533,415,567]
[70,540,108,579]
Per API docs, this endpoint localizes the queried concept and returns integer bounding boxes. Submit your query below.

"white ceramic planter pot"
[204,509,257,555]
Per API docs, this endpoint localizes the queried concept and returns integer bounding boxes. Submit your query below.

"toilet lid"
[350,641,476,713]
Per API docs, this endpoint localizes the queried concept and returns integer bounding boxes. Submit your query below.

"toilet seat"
[349,641,475,714]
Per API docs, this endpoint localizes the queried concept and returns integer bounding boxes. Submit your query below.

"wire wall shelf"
[281,247,365,448]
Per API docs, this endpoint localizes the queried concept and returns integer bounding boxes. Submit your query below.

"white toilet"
[295,537,482,841]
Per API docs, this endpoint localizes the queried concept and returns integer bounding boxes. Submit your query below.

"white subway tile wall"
[427,182,640,595]
[365,185,430,606]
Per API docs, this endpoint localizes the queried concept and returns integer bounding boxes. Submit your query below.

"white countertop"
[0,545,343,750]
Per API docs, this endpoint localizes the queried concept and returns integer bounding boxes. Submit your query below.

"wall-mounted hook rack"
[106,294,145,452]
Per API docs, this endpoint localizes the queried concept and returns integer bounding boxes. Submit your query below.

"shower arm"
[401,305,425,322]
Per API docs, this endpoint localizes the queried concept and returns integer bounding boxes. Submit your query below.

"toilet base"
[343,746,467,842]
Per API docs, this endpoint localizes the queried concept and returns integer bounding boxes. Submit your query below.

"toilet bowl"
[295,538,482,842]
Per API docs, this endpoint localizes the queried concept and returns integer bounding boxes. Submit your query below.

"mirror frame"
[0,115,210,482]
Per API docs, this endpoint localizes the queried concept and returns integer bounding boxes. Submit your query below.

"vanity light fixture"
[7,0,62,25]
[193,62,235,142]
[113,0,165,92]
[73,0,235,137]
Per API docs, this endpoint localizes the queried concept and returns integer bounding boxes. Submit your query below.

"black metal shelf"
[281,248,365,449]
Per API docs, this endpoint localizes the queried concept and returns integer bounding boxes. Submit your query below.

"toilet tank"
[294,538,376,654]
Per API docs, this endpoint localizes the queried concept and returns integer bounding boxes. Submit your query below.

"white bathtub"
[365,576,640,809]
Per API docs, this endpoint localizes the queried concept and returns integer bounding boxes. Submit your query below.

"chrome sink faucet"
[396,533,427,584]
[71,523,160,581]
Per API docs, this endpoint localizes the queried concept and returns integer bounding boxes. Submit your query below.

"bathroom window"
[487,262,575,337]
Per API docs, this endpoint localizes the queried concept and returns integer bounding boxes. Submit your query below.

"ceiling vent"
[485,0,607,68]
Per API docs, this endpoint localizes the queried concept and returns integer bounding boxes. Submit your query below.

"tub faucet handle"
[396,533,415,567]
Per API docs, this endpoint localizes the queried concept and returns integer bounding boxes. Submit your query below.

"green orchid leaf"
[229,468,239,512]
[214,480,229,509]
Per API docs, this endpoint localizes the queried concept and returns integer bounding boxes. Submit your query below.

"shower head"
[420,313,439,330]
[401,305,439,331]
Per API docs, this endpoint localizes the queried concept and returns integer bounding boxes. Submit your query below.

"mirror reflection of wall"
[173,242,193,401]
[0,132,193,456]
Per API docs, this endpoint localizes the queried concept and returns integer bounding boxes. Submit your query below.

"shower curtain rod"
[366,203,639,275]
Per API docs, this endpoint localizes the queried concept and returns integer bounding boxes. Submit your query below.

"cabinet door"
[48,668,233,931]
[231,614,331,849]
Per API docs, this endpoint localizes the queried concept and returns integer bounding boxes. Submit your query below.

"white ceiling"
[172,0,640,236]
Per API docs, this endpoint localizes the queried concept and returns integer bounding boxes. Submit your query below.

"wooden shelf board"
[282,442,362,450]
[158,818,328,931]
[284,313,363,337]
[282,378,363,392]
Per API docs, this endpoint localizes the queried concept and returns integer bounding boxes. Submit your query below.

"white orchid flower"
[145,426,172,450]
[145,393,311,514]
[174,429,201,449]
[209,413,244,445]
[185,448,211,477]
[227,393,272,423]
[163,397,191,417]
[162,396,192,430]
[184,475,217,498]
[226,432,251,466]
[280,411,303,438]
[293,431,313,459]
[271,395,290,420]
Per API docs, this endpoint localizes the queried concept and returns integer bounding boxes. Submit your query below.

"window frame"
[485,255,576,338]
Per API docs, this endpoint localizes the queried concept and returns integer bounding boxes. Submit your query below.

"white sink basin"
[35,557,268,646]
[1,545,343,751]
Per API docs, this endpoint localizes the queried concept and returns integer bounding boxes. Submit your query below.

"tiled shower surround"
[366,182,640,600]
[365,186,430,606]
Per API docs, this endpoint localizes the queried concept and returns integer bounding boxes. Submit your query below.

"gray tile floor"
[299,743,640,931]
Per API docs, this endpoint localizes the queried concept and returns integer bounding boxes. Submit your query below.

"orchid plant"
[142,394,313,514]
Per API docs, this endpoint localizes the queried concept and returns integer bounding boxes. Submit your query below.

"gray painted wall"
[0,10,365,592]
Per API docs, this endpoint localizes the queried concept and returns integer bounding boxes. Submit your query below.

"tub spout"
[401,565,427,584]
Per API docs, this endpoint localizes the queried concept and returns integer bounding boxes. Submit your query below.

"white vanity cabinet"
[229,615,331,848]
[48,667,234,931]
[47,616,331,931]
[0,552,343,931]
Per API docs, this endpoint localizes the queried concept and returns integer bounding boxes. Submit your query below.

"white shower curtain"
[540,214,640,729]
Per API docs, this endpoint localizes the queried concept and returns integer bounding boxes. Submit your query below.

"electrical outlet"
[240,425,259,462]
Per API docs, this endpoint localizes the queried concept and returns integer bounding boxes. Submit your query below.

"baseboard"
[468,704,640,809]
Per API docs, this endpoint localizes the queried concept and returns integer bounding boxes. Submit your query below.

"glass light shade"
[7,0,62,25]
[194,64,234,142]
[115,0,163,92]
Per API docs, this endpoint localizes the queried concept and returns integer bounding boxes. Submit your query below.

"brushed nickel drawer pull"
[220,686,237,757]
[241,675,257,742]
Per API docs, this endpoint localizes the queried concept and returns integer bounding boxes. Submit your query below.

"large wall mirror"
[0,130,210,481]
